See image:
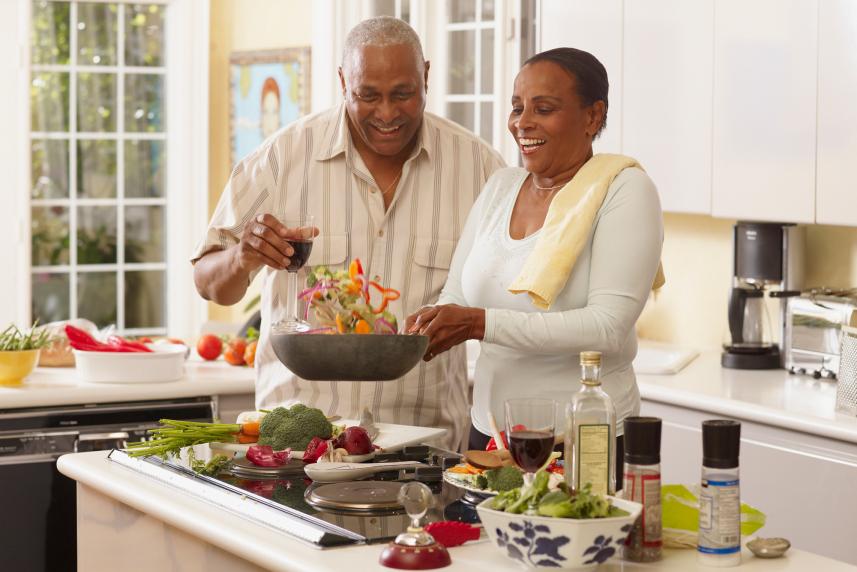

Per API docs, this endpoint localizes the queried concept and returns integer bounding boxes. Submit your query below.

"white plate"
[443,469,498,496]
[209,419,447,461]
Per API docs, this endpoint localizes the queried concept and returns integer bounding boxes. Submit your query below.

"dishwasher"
[0,396,216,572]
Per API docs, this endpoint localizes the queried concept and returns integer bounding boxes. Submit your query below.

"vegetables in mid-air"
[257,404,333,451]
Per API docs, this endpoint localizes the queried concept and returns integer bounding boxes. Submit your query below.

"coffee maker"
[722,222,804,369]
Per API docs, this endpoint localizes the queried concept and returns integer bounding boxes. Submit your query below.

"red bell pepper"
[245,445,291,467]
[302,437,329,464]
[106,335,152,353]
[485,424,527,450]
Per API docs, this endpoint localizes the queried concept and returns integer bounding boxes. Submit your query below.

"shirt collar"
[314,103,434,166]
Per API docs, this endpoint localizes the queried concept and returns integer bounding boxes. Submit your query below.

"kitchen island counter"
[0,358,255,409]
[637,349,857,444]
[58,450,855,572]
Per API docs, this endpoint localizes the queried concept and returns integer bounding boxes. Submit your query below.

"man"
[192,17,504,451]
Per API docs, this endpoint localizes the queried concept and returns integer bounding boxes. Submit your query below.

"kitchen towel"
[507,153,666,309]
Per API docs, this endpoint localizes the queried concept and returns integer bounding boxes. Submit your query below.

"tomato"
[196,334,223,361]
[166,337,186,345]
[223,338,247,366]
[243,340,258,367]
[137,336,153,344]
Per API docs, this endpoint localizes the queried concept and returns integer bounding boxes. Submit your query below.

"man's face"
[339,44,429,158]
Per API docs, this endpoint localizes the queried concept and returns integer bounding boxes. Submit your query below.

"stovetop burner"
[306,481,403,512]
[110,446,482,548]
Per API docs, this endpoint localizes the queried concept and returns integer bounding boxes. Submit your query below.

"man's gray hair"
[341,16,425,73]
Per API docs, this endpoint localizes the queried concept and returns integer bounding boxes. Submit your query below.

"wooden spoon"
[464,449,512,470]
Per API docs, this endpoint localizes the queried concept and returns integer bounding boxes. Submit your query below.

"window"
[11,0,209,337]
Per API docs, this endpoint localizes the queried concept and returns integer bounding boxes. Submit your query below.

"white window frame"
[0,0,209,340]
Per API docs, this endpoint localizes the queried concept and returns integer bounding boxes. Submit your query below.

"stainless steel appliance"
[108,445,475,548]
[785,289,857,379]
[722,222,804,370]
[0,397,215,572]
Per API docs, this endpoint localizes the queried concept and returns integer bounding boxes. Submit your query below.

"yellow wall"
[206,0,313,324]
[637,215,857,349]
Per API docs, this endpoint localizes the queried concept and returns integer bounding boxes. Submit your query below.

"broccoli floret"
[474,474,488,489]
[258,404,332,450]
[485,466,525,492]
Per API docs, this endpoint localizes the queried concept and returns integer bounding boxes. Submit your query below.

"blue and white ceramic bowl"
[476,496,643,570]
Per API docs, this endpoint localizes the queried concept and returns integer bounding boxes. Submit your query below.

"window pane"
[78,272,116,327]
[372,0,395,17]
[125,270,164,328]
[31,139,69,199]
[32,272,70,323]
[125,74,165,132]
[31,72,69,132]
[125,140,165,198]
[482,0,495,20]
[77,72,117,132]
[77,206,117,264]
[480,101,493,144]
[125,4,166,67]
[447,0,475,22]
[31,1,70,65]
[77,140,117,198]
[401,0,411,21]
[446,102,474,131]
[448,31,475,94]
[32,206,70,266]
[125,205,164,263]
[481,29,494,94]
[76,2,118,66]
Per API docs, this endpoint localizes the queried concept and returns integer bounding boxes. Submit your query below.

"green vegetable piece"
[474,474,488,490]
[536,490,577,518]
[484,466,524,492]
[257,404,332,451]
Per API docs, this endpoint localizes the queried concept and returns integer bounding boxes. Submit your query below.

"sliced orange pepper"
[241,421,260,436]
[354,319,372,334]
[335,313,346,333]
[348,259,364,280]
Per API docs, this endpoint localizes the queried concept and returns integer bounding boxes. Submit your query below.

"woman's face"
[508,61,604,177]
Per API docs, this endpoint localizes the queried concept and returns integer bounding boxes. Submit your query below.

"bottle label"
[697,478,741,555]
[623,471,662,547]
[577,424,610,496]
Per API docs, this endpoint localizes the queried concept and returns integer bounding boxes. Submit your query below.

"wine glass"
[272,215,315,333]
[505,398,556,493]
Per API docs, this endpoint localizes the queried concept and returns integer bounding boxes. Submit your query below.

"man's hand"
[405,304,485,361]
[234,214,319,273]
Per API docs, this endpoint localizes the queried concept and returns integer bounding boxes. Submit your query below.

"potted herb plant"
[0,323,52,386]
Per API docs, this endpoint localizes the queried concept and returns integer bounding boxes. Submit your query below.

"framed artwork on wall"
[229,47,311,166]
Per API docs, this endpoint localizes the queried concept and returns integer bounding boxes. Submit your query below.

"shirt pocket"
[306,234,348,268]
[414,237,456,270]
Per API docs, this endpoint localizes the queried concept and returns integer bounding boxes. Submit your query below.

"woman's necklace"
[531,176,569,192]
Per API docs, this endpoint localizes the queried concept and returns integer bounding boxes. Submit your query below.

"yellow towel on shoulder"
[507,153,666,309]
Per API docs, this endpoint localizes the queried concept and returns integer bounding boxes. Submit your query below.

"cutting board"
[633,342,699,375]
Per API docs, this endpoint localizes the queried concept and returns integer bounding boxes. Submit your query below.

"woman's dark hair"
[523,47,609,137]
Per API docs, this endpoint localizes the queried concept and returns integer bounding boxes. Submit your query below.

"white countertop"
[637,350,857,444]
[58,450,856,572]
[0,359,255,409]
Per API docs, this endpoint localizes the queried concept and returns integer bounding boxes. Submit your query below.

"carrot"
[236,432,257,444]
[241,421,260,436]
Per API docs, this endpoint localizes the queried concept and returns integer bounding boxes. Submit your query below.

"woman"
[405,48,663,484]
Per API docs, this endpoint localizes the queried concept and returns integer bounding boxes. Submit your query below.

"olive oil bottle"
[565,351,617,496]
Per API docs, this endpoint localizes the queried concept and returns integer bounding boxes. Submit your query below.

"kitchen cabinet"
[539,0,623,155]
[711,0,818,224]
[816,0,857,226]
[623,0,713,215]
[641,399,857,565]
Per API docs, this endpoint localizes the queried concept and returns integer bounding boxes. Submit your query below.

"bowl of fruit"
[270,260,428,381]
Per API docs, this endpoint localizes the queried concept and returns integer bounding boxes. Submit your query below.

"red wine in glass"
[508,430,554,473]
[286,239,314,271]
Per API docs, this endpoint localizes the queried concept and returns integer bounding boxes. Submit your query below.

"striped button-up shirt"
[192,104,504,450]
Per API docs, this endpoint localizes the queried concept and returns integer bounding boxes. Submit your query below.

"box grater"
[835,326,857,415]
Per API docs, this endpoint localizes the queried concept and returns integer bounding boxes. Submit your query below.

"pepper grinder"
[379,482,451,570]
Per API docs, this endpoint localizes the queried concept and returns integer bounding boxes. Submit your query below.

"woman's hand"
[405,304,485,361]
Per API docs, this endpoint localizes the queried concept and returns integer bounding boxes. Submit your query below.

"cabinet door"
[711,0,817,223]
[539,0,623,154]
[624,0,713,214]
[817,0,857,226]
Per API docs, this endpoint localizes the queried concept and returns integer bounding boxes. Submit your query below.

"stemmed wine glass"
[272,215,315,333]
[505,398,556,494]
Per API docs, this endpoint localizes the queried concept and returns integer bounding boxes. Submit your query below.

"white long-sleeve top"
[437,166,664,436]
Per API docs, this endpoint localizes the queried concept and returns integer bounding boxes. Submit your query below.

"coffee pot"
[722,222,804,370]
